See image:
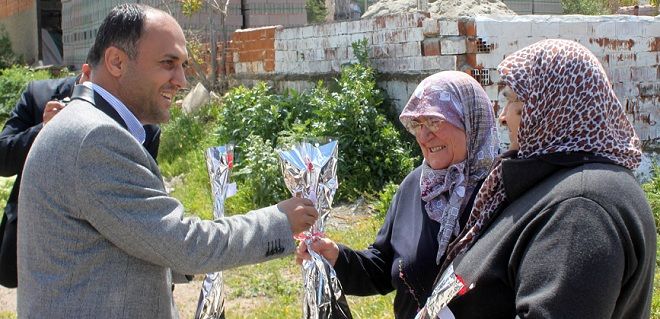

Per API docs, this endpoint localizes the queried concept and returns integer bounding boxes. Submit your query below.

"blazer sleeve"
[0,81,43,176]
[73,124,295,275]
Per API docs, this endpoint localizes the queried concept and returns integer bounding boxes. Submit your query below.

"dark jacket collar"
[70,84,128,130]
[501,151,617,201]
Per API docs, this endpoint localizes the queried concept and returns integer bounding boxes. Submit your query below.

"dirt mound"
[363,0,516,19]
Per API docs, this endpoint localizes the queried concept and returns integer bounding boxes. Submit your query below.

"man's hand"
[277,197,318,235]
[295,237,339,266]
[43,100,67,125]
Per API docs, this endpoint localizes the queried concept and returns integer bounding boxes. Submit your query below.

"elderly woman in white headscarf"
[417,39,655,319]
[296,71,499,318]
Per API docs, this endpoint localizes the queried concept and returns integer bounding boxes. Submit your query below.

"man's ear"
[103,46,128,77]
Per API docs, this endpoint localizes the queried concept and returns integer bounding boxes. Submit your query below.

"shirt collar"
[87,82,146,144]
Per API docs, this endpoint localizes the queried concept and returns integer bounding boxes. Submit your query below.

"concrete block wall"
[226,14,659,153]
[0,0,37,63]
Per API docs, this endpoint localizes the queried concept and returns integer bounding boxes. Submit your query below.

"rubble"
[363,0,516,19]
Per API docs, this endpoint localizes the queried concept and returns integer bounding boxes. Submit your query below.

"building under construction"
[0,0,307,68]
[1,0,563,68]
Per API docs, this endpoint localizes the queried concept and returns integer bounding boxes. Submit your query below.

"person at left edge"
[17,4,317,318]
[0,65,161,288]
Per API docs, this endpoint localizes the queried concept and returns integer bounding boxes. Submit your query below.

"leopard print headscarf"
[443,39,642,266]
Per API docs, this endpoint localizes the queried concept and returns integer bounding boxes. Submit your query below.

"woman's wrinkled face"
[499,86,524,151]
[407,117,467,169]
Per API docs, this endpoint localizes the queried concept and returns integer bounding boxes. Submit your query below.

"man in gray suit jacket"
[17,4,317,318]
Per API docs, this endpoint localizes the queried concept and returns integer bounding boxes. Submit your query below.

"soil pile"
[363,0,517,19]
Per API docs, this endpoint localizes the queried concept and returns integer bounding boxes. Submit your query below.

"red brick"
[263,49,275,60]
[466,37,478,54]
[264,59,275,72]
[422,39,440,56]
[651,37,660,52]
[458,19,476,36]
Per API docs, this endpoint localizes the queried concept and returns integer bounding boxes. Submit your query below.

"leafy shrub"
[306,63,416,200]
[306,0,327,23]
[0,176,15,216]
[372,182,399,221]
[217,61,417,207]
[232,134,289,208]
[163,42,417,216]
[158,102,221,218]
[562,0,611,14]
[0,66,51,124]
[159,104,220,173]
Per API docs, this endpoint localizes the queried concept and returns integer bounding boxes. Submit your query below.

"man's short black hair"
[86,4,150,67]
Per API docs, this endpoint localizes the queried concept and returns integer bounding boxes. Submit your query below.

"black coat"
[0,77,161,287]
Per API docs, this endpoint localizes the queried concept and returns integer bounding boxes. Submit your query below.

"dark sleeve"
[143,124,160,162]
[0,82,43,176]
[513,197,625,318]
[333,191,398,296]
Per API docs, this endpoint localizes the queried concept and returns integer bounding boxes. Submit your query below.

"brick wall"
[0,0,37,63]
[226,14,659,154]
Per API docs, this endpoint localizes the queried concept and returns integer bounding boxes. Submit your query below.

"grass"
[221,205,395,318]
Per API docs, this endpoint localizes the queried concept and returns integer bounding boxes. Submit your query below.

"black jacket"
[0,77,161,288]
[447,152,656,318]
[334,165,481,318]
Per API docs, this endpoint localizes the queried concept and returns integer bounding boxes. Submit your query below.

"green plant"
[216,45,417,207]
[306,63,417,200]
[306,0,327,23]
[0,176,15,220]
[0,66,51,125]
[159,104,220,172]
[562,0,611,14]
[642,164,660,235]
[351,38,370,67]
[158,101,222,218]
[232,134,289,208]
[372,182,399,220]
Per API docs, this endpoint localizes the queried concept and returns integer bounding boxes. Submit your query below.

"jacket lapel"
[70,84,129,131]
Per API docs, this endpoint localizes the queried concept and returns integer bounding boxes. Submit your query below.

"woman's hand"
[295,237,339,266]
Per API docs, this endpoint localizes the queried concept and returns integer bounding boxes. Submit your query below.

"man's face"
[118,12,188,124]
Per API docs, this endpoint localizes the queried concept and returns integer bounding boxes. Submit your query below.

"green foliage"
[217,59,417,207]
[351,38,370,66]
[0,25,22,69]
[159,105,219,171]
[0,66,51,125]
[181,0,204,16]
[308,63,416,200]
[232,134,289,208]
[642,164,660,236]
[223,208,394,318]
[305,0,327,23]
[562,0,611,14]
[158,103,221,218]
[0,176,15,220]
[372,182,399,220]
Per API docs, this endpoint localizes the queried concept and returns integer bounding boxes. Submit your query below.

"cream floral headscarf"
[400,71,499,264]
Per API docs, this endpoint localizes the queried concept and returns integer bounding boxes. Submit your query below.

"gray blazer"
[17,85,294,318]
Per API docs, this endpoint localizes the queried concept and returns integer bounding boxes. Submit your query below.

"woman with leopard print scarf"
[417,39,655,319]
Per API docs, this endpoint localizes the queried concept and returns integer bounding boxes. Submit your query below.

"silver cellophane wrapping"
[278,141,352,319]
[194,145,234,319]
